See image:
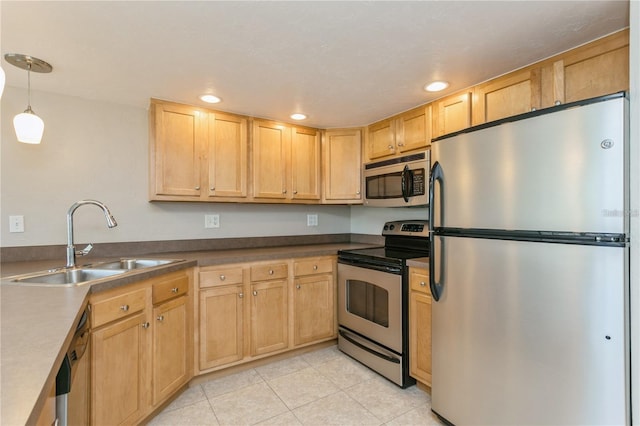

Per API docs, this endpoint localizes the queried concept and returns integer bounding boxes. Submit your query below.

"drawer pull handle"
[253,290,258,296]
[420,281,426,287]
[120,304,129,312]
[220,274,226,281]
[157,315,164,322]
[269,270,274,275]
[239,292,244,298]
[142,322,150,329]
[171,287,179,293]
[313,265,318,270]
[296,284,301,289]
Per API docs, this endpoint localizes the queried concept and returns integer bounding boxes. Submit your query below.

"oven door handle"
[429,161,444,301]
[339,330,400,364]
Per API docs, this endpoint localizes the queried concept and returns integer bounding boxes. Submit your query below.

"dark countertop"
[0,242,374,425]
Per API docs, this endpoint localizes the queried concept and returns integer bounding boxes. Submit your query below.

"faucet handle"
[76,243,94,257]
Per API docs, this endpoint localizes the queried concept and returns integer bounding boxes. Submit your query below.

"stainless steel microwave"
[363,151,430,207]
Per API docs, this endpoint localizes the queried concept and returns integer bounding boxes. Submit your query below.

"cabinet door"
[473,69,541,125]
[199,285,245,370]
[397,106,432,152]
[91,312,149,426]
[253,119,290,199]
[207,112,248,198]
[291,126,321,200]
[409,267,431,387]
[433,91,472,137]
[294,274,335,346]
[250,280,288,356]
[323,129,362,202]
[367,119,396,160]
[152,295,189,406]
[150,100,206,197]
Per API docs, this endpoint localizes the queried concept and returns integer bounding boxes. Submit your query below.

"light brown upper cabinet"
[366,105,431,161]
[472,69,542,125]
[543,30,629,107]
[432,91,472,137]
[252,119,321,202]
[149,99,248,202]
[322,129,362,203]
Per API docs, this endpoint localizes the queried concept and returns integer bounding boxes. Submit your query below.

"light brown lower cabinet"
[90,269,193,426]
[409,267,432,387]
[197,256,337,374]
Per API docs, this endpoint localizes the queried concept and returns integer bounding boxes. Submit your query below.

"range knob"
[383,225,389,231]
[389,224,395,230]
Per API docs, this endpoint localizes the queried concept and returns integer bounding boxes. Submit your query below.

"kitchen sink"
[88,258,180,270]
[12,268,126,286]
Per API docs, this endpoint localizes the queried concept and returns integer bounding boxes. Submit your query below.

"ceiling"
[1,1,630,129]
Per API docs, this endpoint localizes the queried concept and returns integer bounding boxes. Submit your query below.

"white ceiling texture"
[1,1,630,128]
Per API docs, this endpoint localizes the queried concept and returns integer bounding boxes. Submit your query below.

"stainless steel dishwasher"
[56,306,90,426]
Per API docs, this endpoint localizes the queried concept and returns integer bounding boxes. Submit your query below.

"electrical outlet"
[307,214,318,227]
[205,214,220,228]
[9,215,25,233]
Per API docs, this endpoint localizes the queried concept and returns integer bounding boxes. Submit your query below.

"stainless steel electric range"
[337,220,429,388]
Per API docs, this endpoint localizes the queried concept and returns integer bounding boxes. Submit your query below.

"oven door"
[337,263,402,353]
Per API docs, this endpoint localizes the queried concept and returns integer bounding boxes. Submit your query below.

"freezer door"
[430,97,627,233]
[431,236,628,425]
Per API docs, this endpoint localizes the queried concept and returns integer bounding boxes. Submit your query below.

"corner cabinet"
[90,269,193,426]
[149,99,249,202]
[197,256,337,375]
[252,119,321,202]
[322,129,362,203]
[409,266,431,387]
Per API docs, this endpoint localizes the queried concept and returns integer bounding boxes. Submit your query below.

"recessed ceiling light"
[290,113,307,120]
[424,81,449,92]
[200,94,221,104]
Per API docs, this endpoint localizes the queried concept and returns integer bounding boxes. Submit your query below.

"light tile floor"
[149,345,444,425]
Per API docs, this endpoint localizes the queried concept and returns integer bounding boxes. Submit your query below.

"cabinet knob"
[397,142,404,146]
[141,322,150,329]
[293,190,298,194]
[554,100,562,106]
[420,281,426,287]
[282,189,287,194]
[253,290,258,296]
[220,274,226,281]
[269,269,274,275]
[296,284,301,289]
[210,187,215,191]
[239,292,244,298]
[356,190,361,195]
[388,145,394,150]
[120,304,129,312]
[157,315,164,322]
[313,265,318,270]
[195,186,201,190]
[171,287,179,293]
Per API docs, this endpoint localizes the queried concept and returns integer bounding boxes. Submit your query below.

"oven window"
[366,172,403,199]
[345,279,389,327]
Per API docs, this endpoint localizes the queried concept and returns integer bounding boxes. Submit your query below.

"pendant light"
[4,54,53,144]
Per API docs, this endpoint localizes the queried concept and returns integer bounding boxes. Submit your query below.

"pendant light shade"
[4,54,52,144]
[14,107,45,144]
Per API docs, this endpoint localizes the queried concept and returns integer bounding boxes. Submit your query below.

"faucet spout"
[66,199,118,268]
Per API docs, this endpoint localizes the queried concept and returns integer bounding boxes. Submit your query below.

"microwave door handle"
[401,165,411,202]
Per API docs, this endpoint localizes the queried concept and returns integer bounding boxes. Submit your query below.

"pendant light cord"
[26,62,32,111]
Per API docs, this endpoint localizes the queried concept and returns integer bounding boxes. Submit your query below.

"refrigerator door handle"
[429,161,445,301]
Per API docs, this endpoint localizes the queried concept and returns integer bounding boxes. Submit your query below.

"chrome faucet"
[66,200,118,268]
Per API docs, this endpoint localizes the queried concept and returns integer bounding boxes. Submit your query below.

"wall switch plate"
[307,214,318,227]
[205,214,220,228]
[9,215,25,233]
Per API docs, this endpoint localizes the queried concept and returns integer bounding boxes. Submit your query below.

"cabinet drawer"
[91,287,147,328]
[153,272,189,304]
[294,258,333,276]
[250,263,288,281]
[410,268,430,295]
[200,267,244,288]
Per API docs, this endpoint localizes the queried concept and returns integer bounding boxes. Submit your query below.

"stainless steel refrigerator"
[428,92,630,425]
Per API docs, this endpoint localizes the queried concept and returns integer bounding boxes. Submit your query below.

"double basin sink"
[10,259,182,286]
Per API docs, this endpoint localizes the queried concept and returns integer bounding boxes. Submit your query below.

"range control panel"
[382,220,429,237]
